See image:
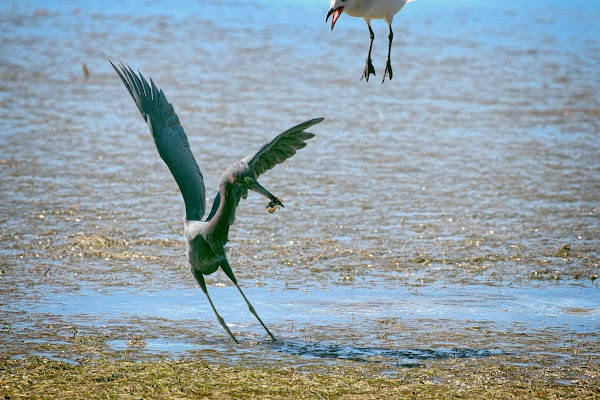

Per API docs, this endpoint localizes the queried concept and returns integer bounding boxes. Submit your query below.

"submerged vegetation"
[1,356,599,399]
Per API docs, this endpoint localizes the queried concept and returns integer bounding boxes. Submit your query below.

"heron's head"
[225,163,284,210]
[326,0,349,31]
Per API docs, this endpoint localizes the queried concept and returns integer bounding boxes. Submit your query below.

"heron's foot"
[263,327,277,342]
[246,303,276,341]
[217,315,239,344]
[266,333,277,342]
[383,59,393,83]
[360,58,376,82]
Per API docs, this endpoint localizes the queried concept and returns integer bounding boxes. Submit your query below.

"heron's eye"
[244,177,253,183]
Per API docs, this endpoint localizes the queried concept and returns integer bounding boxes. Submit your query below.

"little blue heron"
[326,0,416,83]
[108,59,323,343]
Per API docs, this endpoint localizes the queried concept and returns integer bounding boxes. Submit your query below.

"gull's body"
[343,0,409,21]
[327,0,415,83]
[108,58,323,343]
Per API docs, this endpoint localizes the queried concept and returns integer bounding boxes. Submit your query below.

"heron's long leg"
[361,22,376,82]
[192,267,239,344]
[220,260,276,341]
[383,25,394,83]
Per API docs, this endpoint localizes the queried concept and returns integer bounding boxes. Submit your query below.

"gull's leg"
[192,267,239,344]
[220,260,276,341]
[383,24,394,83]
[361,21,376,82]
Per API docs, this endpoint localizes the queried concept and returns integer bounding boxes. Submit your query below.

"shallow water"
[1,0,599,370]
[4,280,598,365]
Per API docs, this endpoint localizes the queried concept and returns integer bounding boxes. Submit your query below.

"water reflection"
[270,339,502,367]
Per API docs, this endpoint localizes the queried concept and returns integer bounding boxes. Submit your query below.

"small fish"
[266,197,284,214]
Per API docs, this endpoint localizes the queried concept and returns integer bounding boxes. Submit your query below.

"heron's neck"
[208,181,235,238]
[218,181,235,217]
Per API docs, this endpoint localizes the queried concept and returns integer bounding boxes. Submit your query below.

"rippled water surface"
[1,0,599,369]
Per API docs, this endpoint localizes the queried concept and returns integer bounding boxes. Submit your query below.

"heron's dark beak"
[326,6,344,31]
[249,180,284,208]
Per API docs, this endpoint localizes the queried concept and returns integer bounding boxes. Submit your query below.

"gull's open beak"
[249,180,284,207]
[326,6,344,31]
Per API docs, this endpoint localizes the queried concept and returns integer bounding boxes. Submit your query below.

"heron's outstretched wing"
[109,60,206,221]
[205,118,323,223]
[242,118,323,179]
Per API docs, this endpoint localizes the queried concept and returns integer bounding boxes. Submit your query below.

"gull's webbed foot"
[383,59,393,83]
[361,58,376,82]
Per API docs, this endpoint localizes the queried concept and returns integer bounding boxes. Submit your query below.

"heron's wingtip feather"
[107,58,207,221]
[244,117,322,179]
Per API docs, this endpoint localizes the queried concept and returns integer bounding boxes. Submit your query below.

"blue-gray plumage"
[108,59,323,343]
